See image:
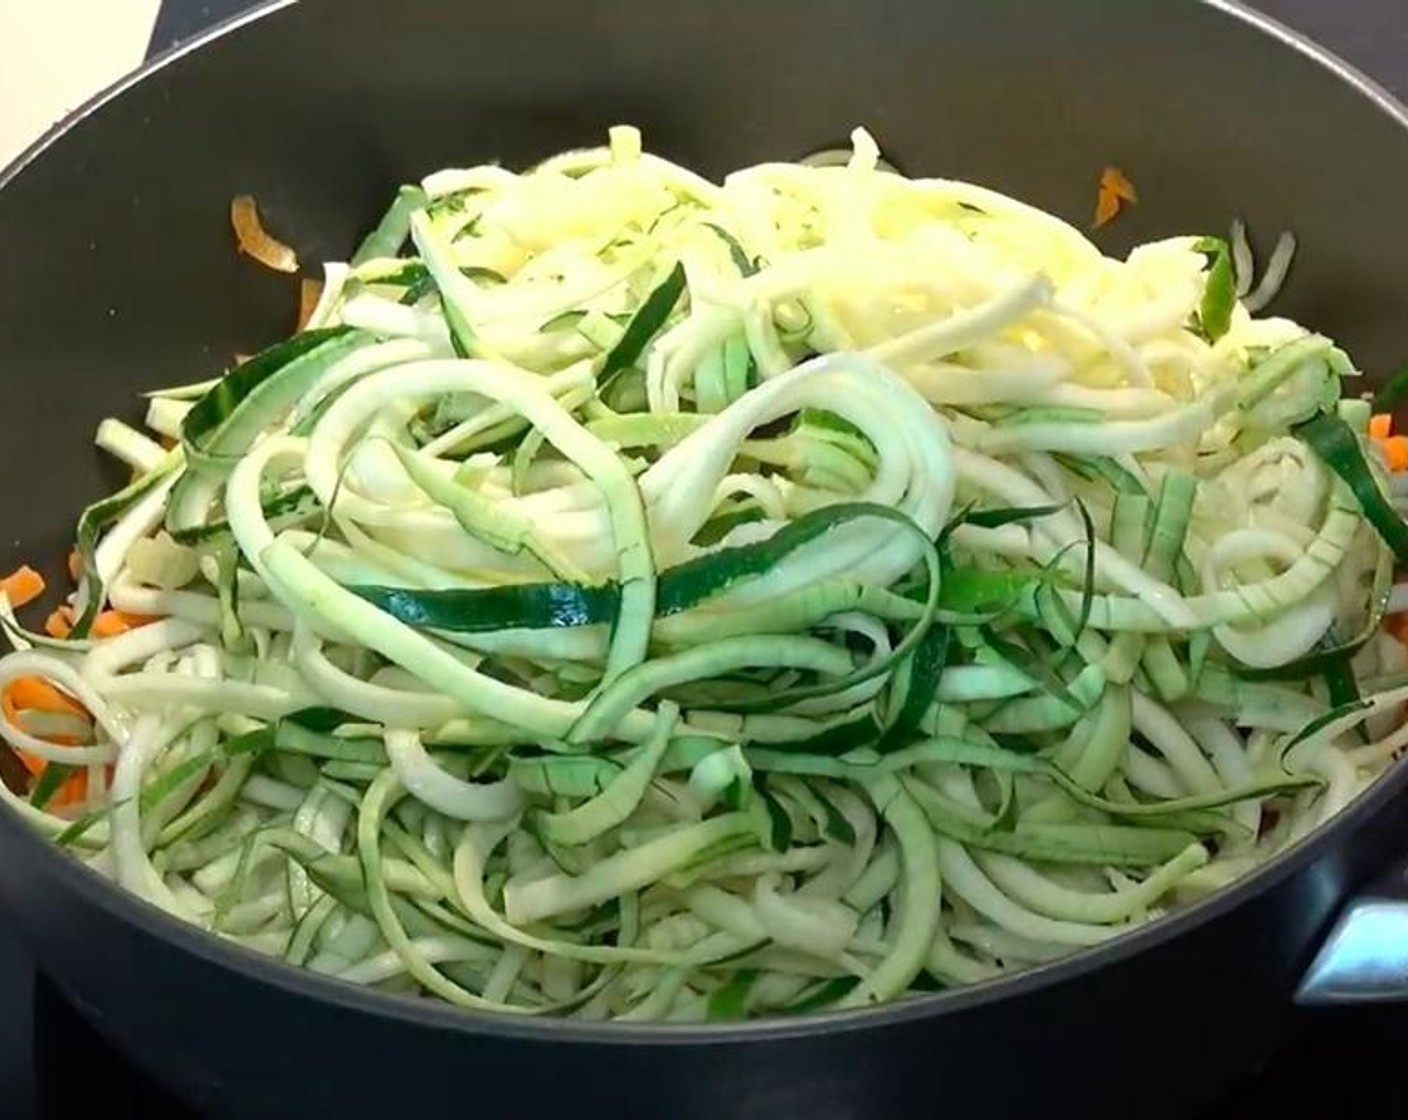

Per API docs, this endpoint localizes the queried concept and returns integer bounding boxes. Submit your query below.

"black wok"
[2,1,1408,1116]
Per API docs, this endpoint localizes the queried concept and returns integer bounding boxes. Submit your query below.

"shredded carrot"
[1384,436,1408,473]
[1,553,101,810]
[51,775,88,807]
[296,277,324,331]
[67,547,82,583]
[1368,413,1407,469]
[1367,414,1408,471]
[57,777,87,806]
[91,610,160,638]
[5,677,87,718]
[44,607,73,639]
[1,676,93,808]
[231,194,300,273]
[24,763,88,808]
[0,566,46,610]
[1093,190,1121,229]
[1093,166,1138,229]
[90,613,131,638]
[1103,166,1139,203]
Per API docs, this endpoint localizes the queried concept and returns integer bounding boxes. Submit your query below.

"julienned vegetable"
[3,125,1406,1021]
[230,194,300,274]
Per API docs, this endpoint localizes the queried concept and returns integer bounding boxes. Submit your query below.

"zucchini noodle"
[3,125,1402,1020]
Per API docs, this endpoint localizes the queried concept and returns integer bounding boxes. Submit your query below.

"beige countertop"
[0,0,160,168]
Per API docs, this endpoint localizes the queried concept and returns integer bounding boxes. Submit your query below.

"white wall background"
[0,0,160,167]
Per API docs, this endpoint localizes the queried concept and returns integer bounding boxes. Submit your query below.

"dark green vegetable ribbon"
[353,501,905,633]
[598,263,688,391]
[1192,236,1236,343]
[1295,410,1408,563]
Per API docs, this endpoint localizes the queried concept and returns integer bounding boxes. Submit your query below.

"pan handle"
[1295,861,1408,1005]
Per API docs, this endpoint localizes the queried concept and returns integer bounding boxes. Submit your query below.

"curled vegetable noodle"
[3,124,1406,1021]
[231,194,300,274]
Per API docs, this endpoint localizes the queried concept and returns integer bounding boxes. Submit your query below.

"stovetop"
[6,1,1408,1116]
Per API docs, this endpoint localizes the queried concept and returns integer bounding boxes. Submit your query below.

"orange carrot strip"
[1370,413,1393,440]
[1101,166,1139,203]
[67,548,82,583]
[91,612,131,638]
[91,610,160,639]
[50,771,89,808]
[1093,167,1138,229]
[1,683,92,807]
[5,677,88,719]
[15,751,86,806]
[1385,436,1408,473]
[0,566,46,610]
[1093,189,1121,229]
[297,277,324,331]
[231,194,299,273]
[44,608,73,639]
[22,758,90,807]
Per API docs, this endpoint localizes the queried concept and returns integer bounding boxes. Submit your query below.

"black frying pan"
[2,2,1408,1117]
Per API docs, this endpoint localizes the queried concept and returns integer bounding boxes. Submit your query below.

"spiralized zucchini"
[3,125,1404,1020]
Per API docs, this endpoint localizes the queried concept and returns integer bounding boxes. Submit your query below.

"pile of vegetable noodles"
[5,126,1408,1022]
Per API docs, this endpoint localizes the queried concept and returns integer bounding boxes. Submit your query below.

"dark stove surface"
[6,1,1408,1116]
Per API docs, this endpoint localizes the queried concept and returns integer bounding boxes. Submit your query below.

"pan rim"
[1,0,1407,1046]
